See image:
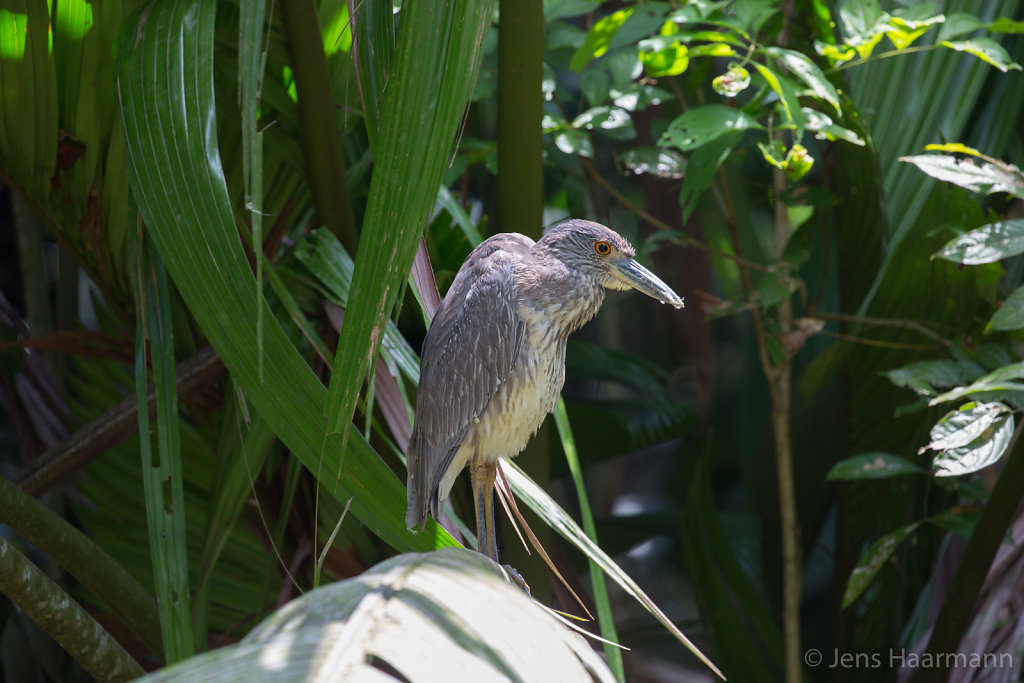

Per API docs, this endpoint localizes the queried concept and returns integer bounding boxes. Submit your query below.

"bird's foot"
[501,564,531,595]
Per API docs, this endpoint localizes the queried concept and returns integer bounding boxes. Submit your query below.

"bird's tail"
[405,432,428,532]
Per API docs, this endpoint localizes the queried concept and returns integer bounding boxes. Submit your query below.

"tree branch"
[12,346,223,495]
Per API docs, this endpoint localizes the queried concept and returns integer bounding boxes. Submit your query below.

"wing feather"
[405,235,531,529]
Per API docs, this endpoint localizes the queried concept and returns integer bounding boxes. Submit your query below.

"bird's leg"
[470,452,530,594]
[470,453,499,562]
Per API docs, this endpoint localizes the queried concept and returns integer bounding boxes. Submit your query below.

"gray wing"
[406,235,531,530]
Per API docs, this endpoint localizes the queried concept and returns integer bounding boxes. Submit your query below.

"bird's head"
[538,220,685,309]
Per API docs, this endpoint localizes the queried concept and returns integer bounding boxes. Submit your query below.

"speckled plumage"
[405,220,684,548]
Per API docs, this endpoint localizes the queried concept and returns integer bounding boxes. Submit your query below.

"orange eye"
[594,241,611,256]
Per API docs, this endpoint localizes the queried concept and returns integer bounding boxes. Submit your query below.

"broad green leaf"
[291,229,421,382]
[660,105,762,152]
[934,219,1024,264]
[988,284,1024,333]
[553,127,594,157]
[580,68,610,106]
[940,38,1023,72]
[814,40,857,66]
[756,271,796,307]
[638,36,690,77]
[117,0,455,552]
[619,147,686,178]
[826,452,925,481]
[930,362,1024,403]
[924,402,1009,452]
[884,359,984,396]
[803,108,865,146]
[843,523,921,608]
[612,84,670,112]
[675,130,742,221]
[764,47,840,113]
[687,43,736,59]
[838,0,891,58]
[606,1,671,52]
[570,8,632,72]
[0,0,58,200]
[141,550,617,682]
[752,63,805,133]
[988,17,1024,33]
[504,463,724,680]
[572,105,636,141]
[885,7,944,49]
[937,13,983,41]
[933,413,1013,477]
[325,0,496,441]
[928,506,982,538]
[900,152,1024,197]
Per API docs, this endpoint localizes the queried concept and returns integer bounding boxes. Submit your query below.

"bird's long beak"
[610,256,685,309]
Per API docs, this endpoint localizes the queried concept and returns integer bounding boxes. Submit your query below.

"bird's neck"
[515,261,605,337]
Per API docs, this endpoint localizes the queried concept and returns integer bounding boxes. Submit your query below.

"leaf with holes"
[933,412,1014,477]
[900,152,1024,198]
[843,523,921,608]
[661,105,762,152]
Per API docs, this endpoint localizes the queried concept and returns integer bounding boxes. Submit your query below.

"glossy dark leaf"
[826,452,925,481]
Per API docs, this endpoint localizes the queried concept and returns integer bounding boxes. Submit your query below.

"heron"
[405,219,684,580]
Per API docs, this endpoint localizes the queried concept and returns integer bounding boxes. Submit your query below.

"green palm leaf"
[116,0,454,552]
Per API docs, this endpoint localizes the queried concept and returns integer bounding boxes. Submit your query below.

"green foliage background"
[1,0,1023,681]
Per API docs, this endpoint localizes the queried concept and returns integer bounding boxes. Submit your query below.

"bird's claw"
[501,564,531,595]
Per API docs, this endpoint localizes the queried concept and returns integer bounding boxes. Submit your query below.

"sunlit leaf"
[141,550,617,682]
[325,0,496,439]
[814,40,857,66]
[553,127,594,157]
[838,0,892,58]
[930,364,1024,404]
[933,412,1013,477]
[660,105,762,152]
[117,0,455,552]
[842,522,920,608]
[826,452,925,481]
[764,47,840,113]
[885,6,944,49]
[712,64,750,97]
[611,84,669,112]
[940,38,1023,72]
[934,219,1024,264]
[638,36,689,77]
[619,147,685,178]
[573,105,635,141]
[803,109,865,146]
[900,152,1024,197]
[607,2,671,52]
[570,8,632,72]
[752,63,805,133]
[923,401,1009,452]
